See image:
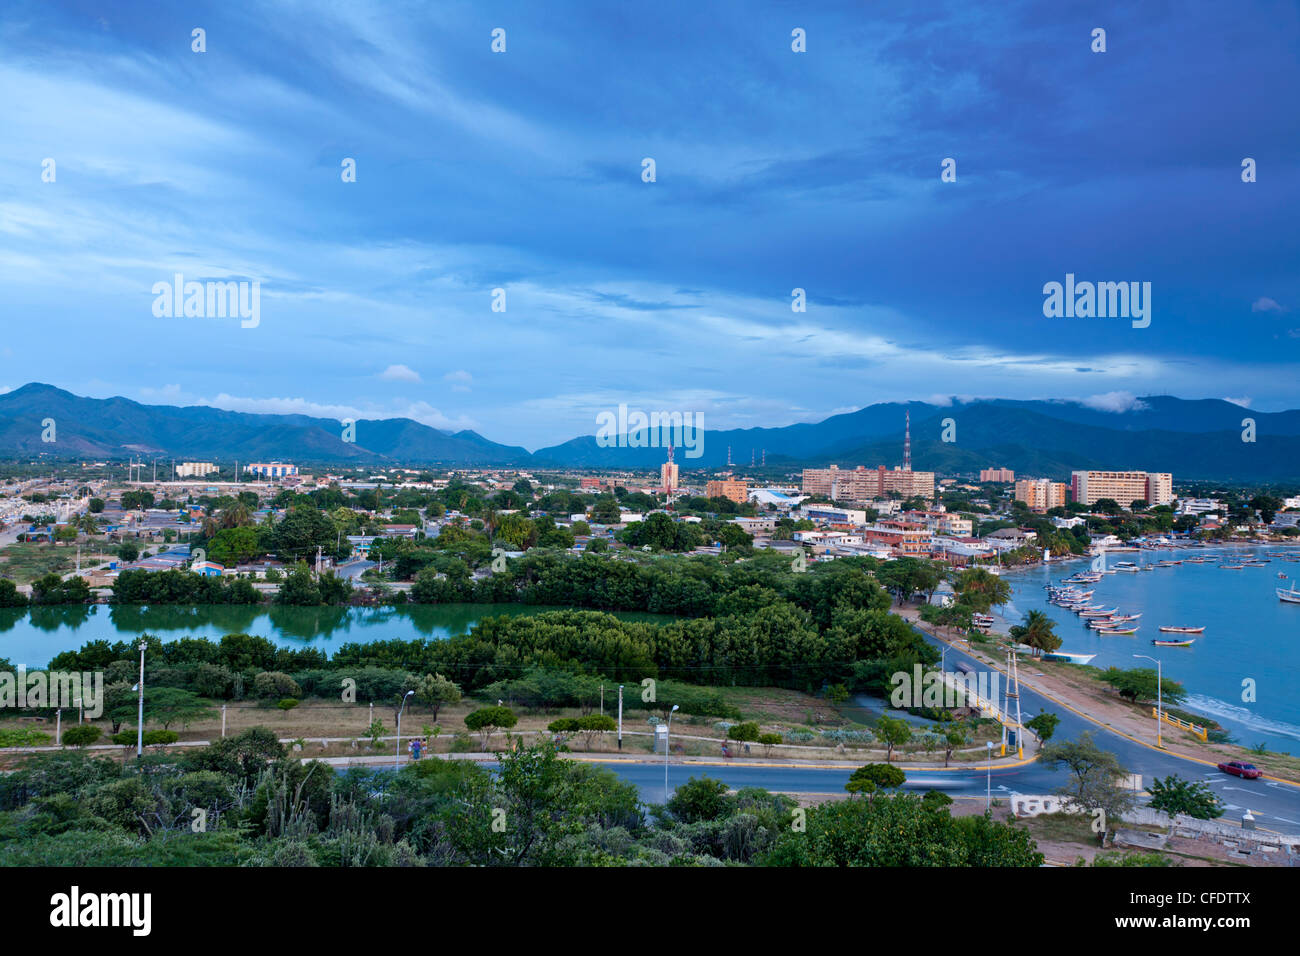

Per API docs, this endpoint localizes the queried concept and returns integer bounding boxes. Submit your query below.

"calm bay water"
[0,603,674,669]
[1000,545,1300,754]
[6,554,1299,753]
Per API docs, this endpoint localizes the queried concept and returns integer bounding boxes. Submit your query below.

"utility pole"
[135,639,147,758]
[1002,644,1024,758]
[617,685,624,750]
[1134,654,1163,748]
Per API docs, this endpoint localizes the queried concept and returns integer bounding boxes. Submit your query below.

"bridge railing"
[1152,707,1207,741]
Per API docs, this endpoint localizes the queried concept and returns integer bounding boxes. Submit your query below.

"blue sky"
[1,0,1297,449]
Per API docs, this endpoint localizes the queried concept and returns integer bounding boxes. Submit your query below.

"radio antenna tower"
[1002,644,1024,759]
[904,409,912,472]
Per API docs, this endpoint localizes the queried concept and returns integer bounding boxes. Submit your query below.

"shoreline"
[897,602,1300,784]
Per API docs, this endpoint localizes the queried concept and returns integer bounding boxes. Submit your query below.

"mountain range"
[1,384,1297,481]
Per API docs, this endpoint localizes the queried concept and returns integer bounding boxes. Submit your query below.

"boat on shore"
[1153,638,1195,647]
[1042,650,1097,664]
[1158,625,1204,633]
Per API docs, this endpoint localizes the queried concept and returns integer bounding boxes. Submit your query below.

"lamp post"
[617,684,624,750]
[1133,654,1163,748]
[395,690,414,771]
[135,639,146,758]
[663,704,679,803]
[986,740,994,810]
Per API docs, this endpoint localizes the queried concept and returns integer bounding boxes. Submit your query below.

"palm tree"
[219,501,252,529]
[1011,609,1060,658]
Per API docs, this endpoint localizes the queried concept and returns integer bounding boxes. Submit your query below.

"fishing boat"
[1153,638,1195,647]
[1042,651,1097,664]
[1158,625,1204,633]
[1220,565,1245,570]
[1106,627,1139,635]
[1279,585,1300,605]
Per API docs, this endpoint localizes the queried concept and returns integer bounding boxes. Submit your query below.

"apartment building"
[661,462,680,493]
[861,521,932,556]
[175,461,218,479]
[979,467,1015,482]
[705,478,748,504]
[801,464,935,502]
[1069,471,1173,507]
[245,462,298,479]
[1014,478,1068,512]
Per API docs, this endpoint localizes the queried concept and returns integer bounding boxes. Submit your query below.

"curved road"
[582,628,1300,836]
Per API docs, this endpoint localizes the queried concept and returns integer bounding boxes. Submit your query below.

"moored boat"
[1042,650,1097,664]
[1158,625,1204,633]
[1153,638,1194,647]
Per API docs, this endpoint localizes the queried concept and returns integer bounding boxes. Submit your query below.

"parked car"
[1217,760,1261,779]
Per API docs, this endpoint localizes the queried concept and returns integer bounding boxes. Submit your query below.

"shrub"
[61,725,103,747]
[727,722,761,743]
[846,763,907,795]
[253,671,302,700]
[277,698,300,711]
[464,706,517,747]
[142,730,180,747]
[0,728,50,747]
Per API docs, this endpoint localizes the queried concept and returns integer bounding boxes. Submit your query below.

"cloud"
[379,364,421,383]
[1251,297,1287,314]
[443,369,473,393]
[1222,396,1252,408]
[1078,391,1149,413]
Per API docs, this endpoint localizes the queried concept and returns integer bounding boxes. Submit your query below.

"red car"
[1217,761,1261,779]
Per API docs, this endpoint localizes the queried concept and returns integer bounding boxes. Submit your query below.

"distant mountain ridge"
[1,383,1296,480]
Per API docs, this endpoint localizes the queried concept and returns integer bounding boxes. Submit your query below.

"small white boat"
[1279,586,1300,605]
[1042,650,1096,664]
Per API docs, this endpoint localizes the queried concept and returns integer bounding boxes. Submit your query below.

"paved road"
[908,625,1300,835]
[335,558,375,581]
[519,627,1300,833]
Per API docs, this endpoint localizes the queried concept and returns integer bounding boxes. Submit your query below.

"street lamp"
[664,704,679,803]
[395,690,415,771]
[986,740,994,810]
[1133,654,1163,748]
[135,639,146,758]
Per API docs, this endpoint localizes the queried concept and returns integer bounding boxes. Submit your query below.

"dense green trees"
[112,569,261,605]
[763,794,1043,866]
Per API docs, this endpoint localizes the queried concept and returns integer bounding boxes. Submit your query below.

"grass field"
[0,539,116,585]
